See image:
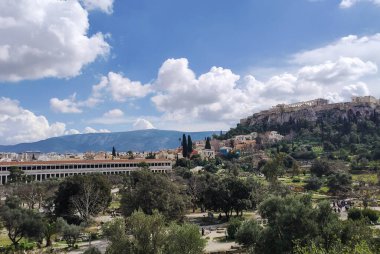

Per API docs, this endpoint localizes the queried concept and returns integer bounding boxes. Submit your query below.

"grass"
[352,174,378,185]
[109,200,121,209]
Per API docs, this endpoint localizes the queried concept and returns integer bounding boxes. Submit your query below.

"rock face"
[241,98,380,127]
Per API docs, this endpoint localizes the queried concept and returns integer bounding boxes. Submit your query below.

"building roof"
[0,159,171,166]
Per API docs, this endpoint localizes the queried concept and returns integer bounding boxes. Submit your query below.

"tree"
[54,174,112,222]
[56,217,81,247]
[187,135,193,155]
[112,146,116,157]
[103,218,133,254]
[127,210,167,254]
[182,134,188,158]
[235,219,262,250]
[310,159,332,177]
[261,154,286,182]
[227,217,242,239]
[304,176,323,191]
[0,200,44,247]
[205,137,211,149]
[121,170,187,220]
[327,173,352,195]
[164,223,206,254]
[8,166,29,184]
[258,195,318,254]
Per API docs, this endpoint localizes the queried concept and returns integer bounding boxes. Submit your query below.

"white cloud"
[0,97,66,145]
[150,57,376,128]
[103,108,124,118]
[340,0,380,8]
[84,127,111,133]
[293,34,380,66]
[105,72,152,102]
[50,94,83,114]
[133,119,155,130]
[80,0,114,14]
[65,129,81,135]
[50,72,152,114]
[0,0,110,81]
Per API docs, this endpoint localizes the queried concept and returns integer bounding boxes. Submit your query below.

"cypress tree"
[112,146,116,157]
[182,134,188,158]
[205,137,211,149]
[187,135,193,155]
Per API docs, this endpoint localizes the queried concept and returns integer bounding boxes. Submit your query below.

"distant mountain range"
[0,129,218,153]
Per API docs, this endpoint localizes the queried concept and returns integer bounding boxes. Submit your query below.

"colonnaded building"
[0,159,172,185]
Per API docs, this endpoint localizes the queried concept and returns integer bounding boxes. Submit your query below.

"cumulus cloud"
[0,0,110,81]
[133,119,156,130]
[104,72,152,102]
[0,97,67,145]
[293,34,380,65]
[80,0,114,14]
[50,94,83,114]
[103,108,124,118]
[340,0,380,8]
[50,72,151,113]
[150,57,376,126]
[84,127,111,133]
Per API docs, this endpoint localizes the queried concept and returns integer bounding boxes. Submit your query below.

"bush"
[235,220,262,247]
[362,209,379,223]
[348,208,363,221]
[84,246,101,254]
[348,208,379,223]
[227,217,242,239]
[304,176,322,191]
[292,177,301,183]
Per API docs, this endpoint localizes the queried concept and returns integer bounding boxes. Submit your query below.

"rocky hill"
[241,96,380,128]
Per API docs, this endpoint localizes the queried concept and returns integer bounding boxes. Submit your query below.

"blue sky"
[0,0,380,145]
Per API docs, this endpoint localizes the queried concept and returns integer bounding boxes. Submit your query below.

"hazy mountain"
[0,129,218,153]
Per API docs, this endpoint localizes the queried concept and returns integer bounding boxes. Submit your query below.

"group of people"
[332,199,352,213]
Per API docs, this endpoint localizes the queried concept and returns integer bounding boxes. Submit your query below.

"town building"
[0,159,172,185]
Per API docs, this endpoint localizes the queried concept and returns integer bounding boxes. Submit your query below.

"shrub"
[227,217,242,239]
[304,176,322,191]
[348,208,363,221]
[362,209,379,223]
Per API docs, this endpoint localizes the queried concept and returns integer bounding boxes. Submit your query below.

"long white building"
[0,159,172,184]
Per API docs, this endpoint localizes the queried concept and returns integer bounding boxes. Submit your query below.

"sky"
[0,0,380,145]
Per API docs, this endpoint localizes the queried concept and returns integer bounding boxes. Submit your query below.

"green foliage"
[304,176,323,191]
[102,218,133,254]
[120,170,187,220]
[310,159,332,177]
[182,134,188,158]
[187,135,193,155]
[205,137,211,149]
[349,208,379,223]
[348,208,363,221]
[227,217,242,239]
[84,247,102,254]
[8,166,30,184]
[56,218,81,247]
[103,211,205,254]
[0,201,44,246]
[327,173,352,195]
[235,219,262,249]
[164,223,206,254]
[54,174,112,222]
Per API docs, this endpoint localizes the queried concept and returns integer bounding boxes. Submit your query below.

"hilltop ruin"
[240,96,380,127]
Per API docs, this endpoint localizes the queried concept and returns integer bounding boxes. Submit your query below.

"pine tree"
[205,137,211,149]
[112,146,116,157]
[187,135,193,156]
[182,134,188,158]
